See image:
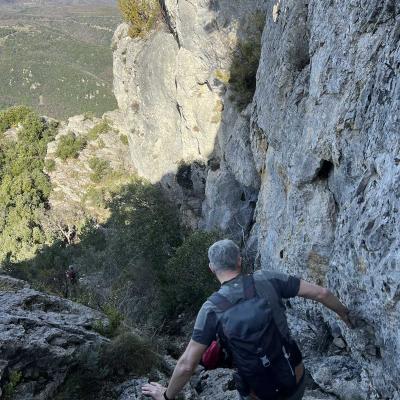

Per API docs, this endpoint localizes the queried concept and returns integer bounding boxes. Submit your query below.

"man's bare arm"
[297,280,352,327]
[142,340,207,399]
[165,340,207,398]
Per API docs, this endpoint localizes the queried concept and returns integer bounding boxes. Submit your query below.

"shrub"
[0,105,32,133]
[101,332,159,376]
[93,303,123,338]
[229,11,265,110]
[45,159,56,172]
[83,112,95,121]
[160,231,221,317]
[215,69,230,85]
[85,186,107,208]
[89,157,111,183]
[3,370,22,399]
[56,333,158,399]
[118,0,161,38]
[56,132,87,160]
[87,120,110,141]
[119,134,129,145]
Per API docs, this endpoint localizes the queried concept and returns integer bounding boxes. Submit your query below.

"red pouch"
[201,340,223,370]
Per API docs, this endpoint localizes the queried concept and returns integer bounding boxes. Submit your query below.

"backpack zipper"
[282,345,295,376]
[260,355,271,368]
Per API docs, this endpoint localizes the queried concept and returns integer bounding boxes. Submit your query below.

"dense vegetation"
[5,147,219,326]
[118,0,161,38]
[0,107,57,263]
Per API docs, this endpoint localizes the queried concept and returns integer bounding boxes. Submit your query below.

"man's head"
[208,239,241,275]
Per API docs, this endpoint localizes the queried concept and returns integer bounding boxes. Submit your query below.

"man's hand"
[339,309,354,328]
[142,340,206,400]
[142,382,166,400]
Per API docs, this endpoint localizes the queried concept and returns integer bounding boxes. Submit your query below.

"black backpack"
[208,275,298,400]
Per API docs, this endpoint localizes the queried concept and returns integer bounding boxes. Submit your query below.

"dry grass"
[118,0,161,38]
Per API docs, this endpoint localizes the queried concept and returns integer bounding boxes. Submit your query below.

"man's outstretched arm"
[142,339,207,400]
[297,280,352,327]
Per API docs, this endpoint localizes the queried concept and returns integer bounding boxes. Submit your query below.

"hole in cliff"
[176,163,193,190]
[279,250,284,259]
[207,158,220,171]
[241,192,246,201]
[382,281,391,293]
[316,160,334,180]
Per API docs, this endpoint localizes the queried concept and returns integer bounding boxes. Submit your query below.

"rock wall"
[251,1,400,398]
[112,0,400,398]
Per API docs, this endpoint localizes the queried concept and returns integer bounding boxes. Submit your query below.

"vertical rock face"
[112,0,400,397]
[252,0,400,397]
[112,0,264,232]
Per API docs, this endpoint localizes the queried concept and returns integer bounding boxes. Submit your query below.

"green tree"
[0,109,56,263]
[160,231,220,316]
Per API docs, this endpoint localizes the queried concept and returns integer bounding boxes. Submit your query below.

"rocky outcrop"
[112,1,264,232]
[0,275,107,399]
[112,0,400,398]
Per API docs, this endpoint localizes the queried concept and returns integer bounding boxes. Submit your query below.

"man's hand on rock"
[340,309,354,328]
[142,382,166,400]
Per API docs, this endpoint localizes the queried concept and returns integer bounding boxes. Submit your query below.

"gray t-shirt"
[192,270,301,346]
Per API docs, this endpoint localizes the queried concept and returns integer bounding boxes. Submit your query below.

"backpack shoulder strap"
[243,274,256,299]
[254,275,292,341]
[208,292,234,312]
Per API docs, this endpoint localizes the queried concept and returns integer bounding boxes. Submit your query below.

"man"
[143,239,352,400]
[65,265,78,298]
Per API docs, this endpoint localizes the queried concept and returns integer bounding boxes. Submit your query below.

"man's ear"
[209,263,214,274]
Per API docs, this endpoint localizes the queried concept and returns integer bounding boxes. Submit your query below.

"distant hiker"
[65,265,78,298]
[66,265,77,284]
[142,239,352,400]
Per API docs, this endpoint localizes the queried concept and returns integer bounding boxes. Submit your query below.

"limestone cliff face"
[251,1,400,398]
[112,0,400,398]
[112,0,264,231]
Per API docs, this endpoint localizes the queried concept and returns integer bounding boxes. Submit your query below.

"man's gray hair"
[208,239,240,271]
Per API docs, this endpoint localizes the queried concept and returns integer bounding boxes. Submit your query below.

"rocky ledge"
[0,275,107,399]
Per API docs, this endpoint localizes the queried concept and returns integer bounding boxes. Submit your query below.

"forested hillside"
[0,1,120,119]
